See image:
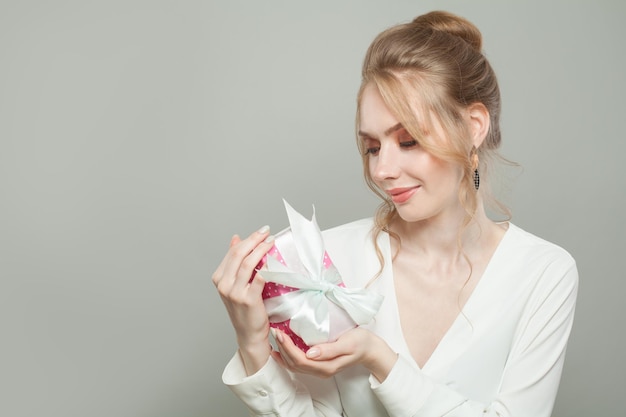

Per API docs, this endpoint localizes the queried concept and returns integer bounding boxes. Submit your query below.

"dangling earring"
[471,146,480,191]
[474,168,480,190]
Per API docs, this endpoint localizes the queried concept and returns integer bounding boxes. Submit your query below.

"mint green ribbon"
[261,200,383,346]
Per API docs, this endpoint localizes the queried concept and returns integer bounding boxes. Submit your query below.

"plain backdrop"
[1,1,624,416]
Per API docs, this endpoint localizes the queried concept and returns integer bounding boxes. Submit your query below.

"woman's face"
[358,84,464,224]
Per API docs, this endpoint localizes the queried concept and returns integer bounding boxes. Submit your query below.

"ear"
[466,103,490,149]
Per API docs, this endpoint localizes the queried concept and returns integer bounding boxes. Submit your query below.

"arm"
[212,228,344,416]
[222,352,343,416]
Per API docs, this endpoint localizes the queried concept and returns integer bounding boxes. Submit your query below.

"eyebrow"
[358,122,404,139]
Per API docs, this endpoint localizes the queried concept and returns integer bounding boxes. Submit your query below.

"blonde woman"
[212,10,578,417]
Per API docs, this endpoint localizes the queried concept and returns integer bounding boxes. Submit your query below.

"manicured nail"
[258,225,270,234]
[306,348,320,359]
[264,235,275,243]
[273,329,284,343]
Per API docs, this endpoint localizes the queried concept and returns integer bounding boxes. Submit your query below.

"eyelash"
[400,139,418,148]
[364,139,418,156]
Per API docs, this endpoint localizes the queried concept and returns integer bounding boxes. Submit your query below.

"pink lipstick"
[386,186,420,204]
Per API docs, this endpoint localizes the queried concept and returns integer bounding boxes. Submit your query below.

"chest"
[392,261,483,368]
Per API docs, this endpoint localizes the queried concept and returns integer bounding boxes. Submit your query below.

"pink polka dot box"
[250,200,383,352]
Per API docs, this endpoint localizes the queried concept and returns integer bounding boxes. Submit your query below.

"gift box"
[252,200,383,352]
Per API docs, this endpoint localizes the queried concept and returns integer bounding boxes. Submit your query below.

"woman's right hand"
[212,225,275,375]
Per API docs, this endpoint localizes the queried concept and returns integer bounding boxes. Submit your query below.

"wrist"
[238,340,272,376]
[363,335,398,383]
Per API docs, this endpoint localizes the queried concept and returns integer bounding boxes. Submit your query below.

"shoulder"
[506,223,576,266]
[503,223,578,292]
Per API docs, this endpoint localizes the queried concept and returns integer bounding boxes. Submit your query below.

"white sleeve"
[369,259,578,417]
[222,351,343,416]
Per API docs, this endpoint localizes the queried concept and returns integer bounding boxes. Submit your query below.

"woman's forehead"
[358,85,400,133]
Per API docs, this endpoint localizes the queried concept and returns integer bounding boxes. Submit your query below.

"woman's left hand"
[271,327,398,382]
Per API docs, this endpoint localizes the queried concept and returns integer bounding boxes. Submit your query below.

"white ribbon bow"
[260,200,384,346]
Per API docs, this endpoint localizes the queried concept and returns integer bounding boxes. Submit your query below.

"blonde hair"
[356,11,509,272]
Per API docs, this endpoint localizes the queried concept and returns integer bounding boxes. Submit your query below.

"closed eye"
[400,139,418,149]
[397,128,419,149]
[361,136,380,156]
[364,146,380,156]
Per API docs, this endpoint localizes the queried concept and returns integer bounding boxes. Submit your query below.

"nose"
[371,145,400,182]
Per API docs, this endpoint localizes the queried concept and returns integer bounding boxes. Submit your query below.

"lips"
[386,186,420,204]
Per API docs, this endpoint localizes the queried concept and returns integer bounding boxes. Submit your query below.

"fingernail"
[258,225,270,234]
[273,329,284,343]
[306,348,320,359]
[264,235,275,243]
[270,328,277,339]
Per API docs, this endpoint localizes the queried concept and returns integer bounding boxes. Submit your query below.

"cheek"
[426,157,463,185]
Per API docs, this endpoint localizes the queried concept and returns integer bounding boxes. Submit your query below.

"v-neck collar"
[379,222,514,375]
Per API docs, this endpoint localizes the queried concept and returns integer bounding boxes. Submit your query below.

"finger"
[212,234,242,287]
[223,226,270,273]
[230,234,241,248]
[231,234,275,290]
[247,273,266,298]
[305,327,368,361]
[275,334,344,378]
[225,226,269,270]
[272,329,296,369]
[273,329,309,370]
[305,343,348,361]
[219,226,272,287]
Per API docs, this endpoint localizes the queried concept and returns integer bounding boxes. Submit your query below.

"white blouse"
[222,219,578,417]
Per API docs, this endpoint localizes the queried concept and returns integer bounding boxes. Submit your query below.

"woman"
[212,10,578,417]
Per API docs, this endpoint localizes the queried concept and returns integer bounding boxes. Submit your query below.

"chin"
[394,205,430,223]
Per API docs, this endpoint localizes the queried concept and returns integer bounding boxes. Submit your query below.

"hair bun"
[412,10,483,52]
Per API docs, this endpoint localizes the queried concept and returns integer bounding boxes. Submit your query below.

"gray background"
[1,1,624,416]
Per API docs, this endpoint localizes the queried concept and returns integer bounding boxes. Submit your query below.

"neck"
[391,202,497,261]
